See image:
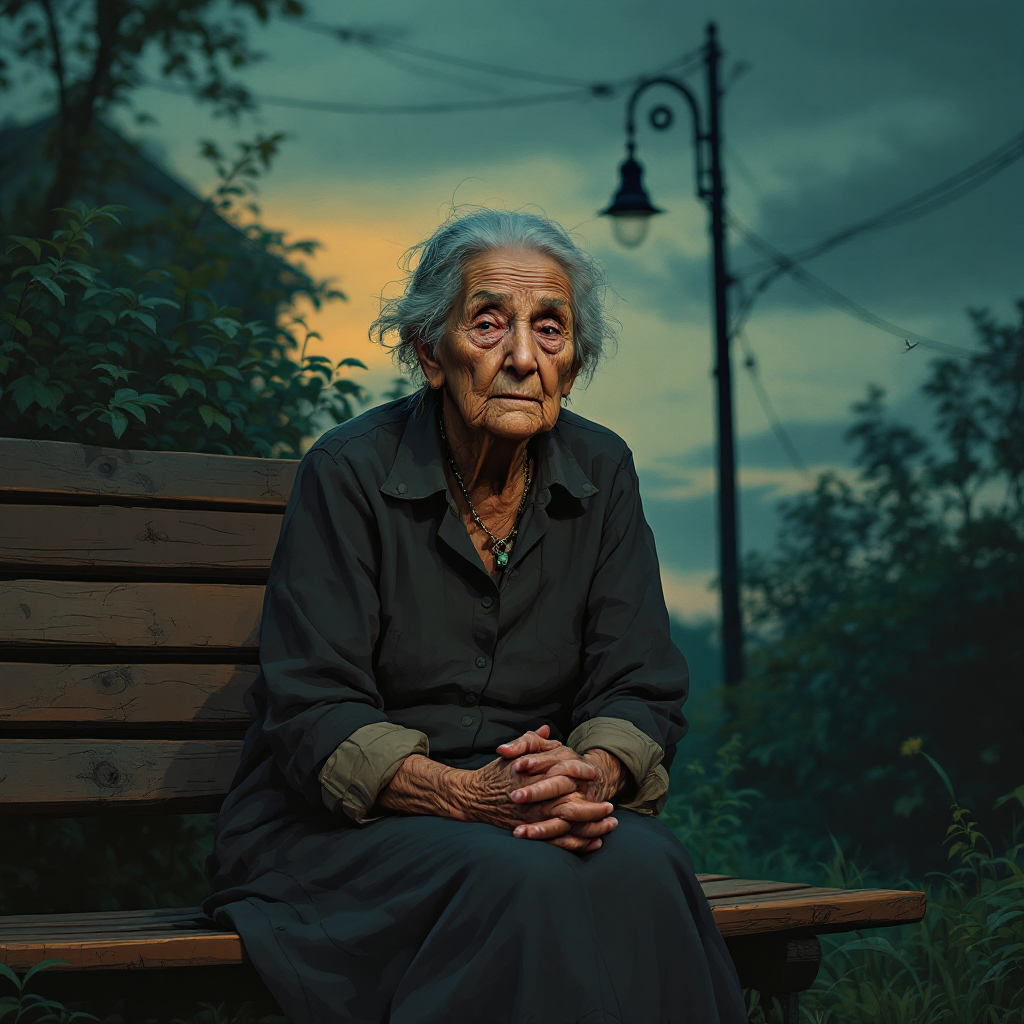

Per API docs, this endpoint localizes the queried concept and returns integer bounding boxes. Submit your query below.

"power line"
[142,42,704,117]
[143,78,596,115]
[730,217,975,357]
[735,129,1024,278]
[298,21,706,93]
[735,330,810,475]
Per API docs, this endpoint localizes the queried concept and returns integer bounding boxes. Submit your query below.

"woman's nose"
[506,321,539,377]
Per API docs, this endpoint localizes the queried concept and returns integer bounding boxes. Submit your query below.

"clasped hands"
[379,724,623,853]
[488,724,623,853]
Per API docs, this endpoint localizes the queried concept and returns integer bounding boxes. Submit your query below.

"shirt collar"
[380,388,598,502]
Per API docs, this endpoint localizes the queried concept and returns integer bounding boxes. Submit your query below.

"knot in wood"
[89,760,131,793]
[95,669,131,695]
[97,459,117,477]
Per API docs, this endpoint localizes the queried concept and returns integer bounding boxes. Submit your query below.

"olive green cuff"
[567,717,669,816]
[319,722,429,825]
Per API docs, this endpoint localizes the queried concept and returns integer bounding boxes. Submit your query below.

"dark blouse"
[223,389,689,831]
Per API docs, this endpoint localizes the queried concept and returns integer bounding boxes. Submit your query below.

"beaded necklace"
[438,409,532,568]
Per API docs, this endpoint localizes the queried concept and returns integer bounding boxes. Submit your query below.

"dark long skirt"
[205,810,746,1024]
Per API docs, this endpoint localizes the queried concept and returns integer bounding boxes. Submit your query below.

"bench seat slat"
[0,439,296,510]
[0,739,242,813]
[711,887,928,937]
[0,664,255,725]
[0,934,245,971]
[0,885,928,972]
[0,582,263,649]
[0,505,281,575]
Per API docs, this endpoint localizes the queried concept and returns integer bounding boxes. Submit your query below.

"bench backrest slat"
[0,438,296,510]
[0,505,281,577]
[1,581,264,649]
[0,436,290,815]
[0,739,243,814]
[0,664,256,726]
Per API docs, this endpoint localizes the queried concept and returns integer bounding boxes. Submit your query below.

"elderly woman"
[206,210,745,1024]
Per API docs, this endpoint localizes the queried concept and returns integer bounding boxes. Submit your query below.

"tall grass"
[667,740,1024,1023]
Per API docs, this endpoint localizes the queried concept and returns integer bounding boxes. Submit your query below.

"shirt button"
[463,693,478,706]
[397,482,407,494]
[481,596,493,609]
[461,715,474,727]
[475,656,487,668]
[510,570,520,580]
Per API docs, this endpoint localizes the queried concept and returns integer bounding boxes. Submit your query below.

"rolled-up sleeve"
[567,717,669,815]
[570,450,689,816]
[258,446,405,818]
[319,722,429,824]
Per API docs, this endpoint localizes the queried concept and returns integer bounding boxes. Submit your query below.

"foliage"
[0,0,306,214]
[798,766,1024,1024]
[0,960,95,1024]
[662,734,762,876]
[0,197,362,454]
[0,814,215,916]
[730,303,1024,872]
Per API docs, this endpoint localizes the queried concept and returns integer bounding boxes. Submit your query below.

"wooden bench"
[0,436,927,1022]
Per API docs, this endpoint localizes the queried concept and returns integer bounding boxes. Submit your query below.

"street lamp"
[600,145,663,248]
[601,22,744,686]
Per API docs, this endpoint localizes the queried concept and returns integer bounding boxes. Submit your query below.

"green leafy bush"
[730,303,1024,872]
[0,960,95,1024]
[801,762,1024,1024]
[0,201,364,456]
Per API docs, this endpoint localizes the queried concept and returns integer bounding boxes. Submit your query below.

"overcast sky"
[4,0,1023,620]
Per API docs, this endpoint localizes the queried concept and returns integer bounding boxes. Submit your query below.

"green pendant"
[496,551,509,567]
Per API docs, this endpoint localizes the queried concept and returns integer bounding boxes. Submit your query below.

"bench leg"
[724,934,821,1022]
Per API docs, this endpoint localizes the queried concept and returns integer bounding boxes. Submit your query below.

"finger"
[568,817,618,839]
[538,799,615,823]
[510,775,576,804]
[547,834,598,852]
[496,729,561,758]
[512,756,600,779]
[513,818,572,840]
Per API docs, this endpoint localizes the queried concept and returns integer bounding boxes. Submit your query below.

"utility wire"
[143,42,705,116]
[298,21,706,93]
[735,330,809,475]
[730,217,975,357]
[735,129,1024,278]
[144,78,596,114]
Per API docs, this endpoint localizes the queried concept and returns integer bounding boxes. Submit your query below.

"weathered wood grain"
[0,883,929,971]
[0,581,263,648]
[0,932,244,971]
[0,438,296,509]
[0,505,281,574]
[710,886,928,937]
[701,878,812,899]
[0,738,242,812]
[0,664,255,725]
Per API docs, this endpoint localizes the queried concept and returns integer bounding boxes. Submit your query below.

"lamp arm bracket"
[625,77,710,201]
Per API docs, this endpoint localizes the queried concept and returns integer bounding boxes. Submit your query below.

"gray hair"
[369,209,616,384]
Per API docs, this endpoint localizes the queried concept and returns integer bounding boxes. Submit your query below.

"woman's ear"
[561,364,580,399]
[415,335,445,390]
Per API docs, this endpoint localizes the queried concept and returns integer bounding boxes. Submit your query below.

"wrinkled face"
[417,248,578,441]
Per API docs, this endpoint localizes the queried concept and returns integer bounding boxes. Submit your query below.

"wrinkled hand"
[492,726,620,853]
[504,733,626,852]
[453,726,611,851]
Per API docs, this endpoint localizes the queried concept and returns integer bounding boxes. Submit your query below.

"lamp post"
[601,22,743,686]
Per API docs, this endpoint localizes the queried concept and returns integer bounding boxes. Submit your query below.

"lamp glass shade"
[611,214,652,249]
[600,151,663,249]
